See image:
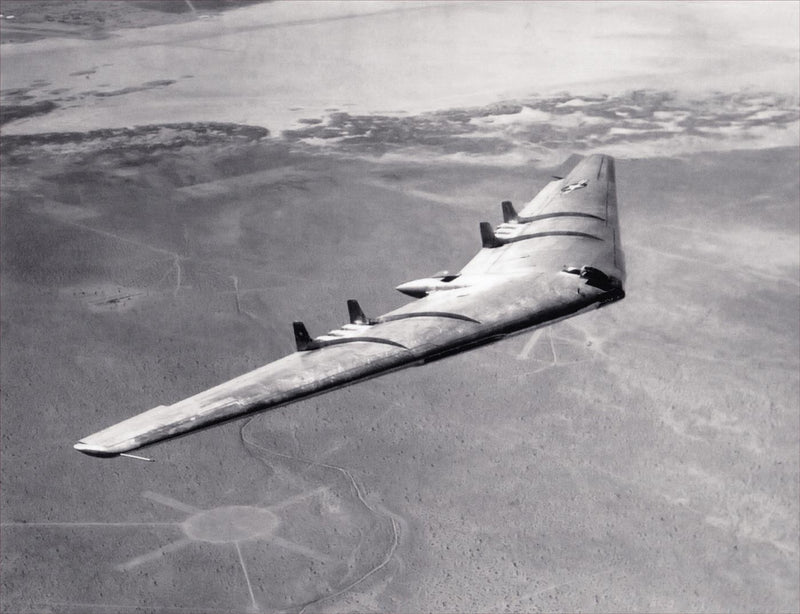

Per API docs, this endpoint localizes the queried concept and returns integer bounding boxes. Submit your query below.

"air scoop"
[395,272,465,298]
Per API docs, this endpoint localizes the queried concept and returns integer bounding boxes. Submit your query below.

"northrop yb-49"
[75,154,625,459]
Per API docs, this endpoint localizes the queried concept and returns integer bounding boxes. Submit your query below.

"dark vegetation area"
[0,0,269,43]
[0,99,56,125]
[1,122,269,162]
[282,90,799,156]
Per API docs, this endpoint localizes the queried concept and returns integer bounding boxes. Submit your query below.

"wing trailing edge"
[74,153,626,459]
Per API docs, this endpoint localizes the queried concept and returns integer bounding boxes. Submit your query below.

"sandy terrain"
[1,2,798,613]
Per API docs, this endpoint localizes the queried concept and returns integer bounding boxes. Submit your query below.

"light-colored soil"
[1,2,797,612]
[1,128,798,612]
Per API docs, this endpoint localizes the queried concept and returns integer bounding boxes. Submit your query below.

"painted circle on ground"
[183,506,280,543]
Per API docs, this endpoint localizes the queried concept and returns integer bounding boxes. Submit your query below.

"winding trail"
[28,204,186,295]
[239,417,400,613]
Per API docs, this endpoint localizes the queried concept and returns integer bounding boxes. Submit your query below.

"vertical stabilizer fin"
[480,222,503,248]
[347,299,368,325]
[501,200,518,223]
[293,321,314,351]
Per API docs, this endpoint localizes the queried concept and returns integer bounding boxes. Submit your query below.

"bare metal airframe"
[75,154,625,459]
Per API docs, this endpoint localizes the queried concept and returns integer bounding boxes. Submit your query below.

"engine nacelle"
[395,274,465,298]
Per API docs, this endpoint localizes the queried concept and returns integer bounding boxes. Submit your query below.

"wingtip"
[74,441,119,458]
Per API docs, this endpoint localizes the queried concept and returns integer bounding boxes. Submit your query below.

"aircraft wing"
[74,154,625,458]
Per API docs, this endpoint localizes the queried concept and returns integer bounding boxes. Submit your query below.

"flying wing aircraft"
[75,153,625,459]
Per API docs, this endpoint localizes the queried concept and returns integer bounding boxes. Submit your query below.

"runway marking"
[28,206,186,295]
[517,567,620,605]
[117,538,192,571]
[231,275,242,314]
[235,541,258,611]
[24,602,249,613]
[173,255,183,296]
[41,214,178,258]
[272,536,332,563]
[241,419,402,614]
[548,329,558,364]
[517,329,543,360]
[268,485,329,511]
[143,490,201,514]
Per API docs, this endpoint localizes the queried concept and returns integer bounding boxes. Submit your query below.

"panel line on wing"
[499,230,604,245]
[377,311,480,325]
[73,153,625,459]
[305,336,408,351]
[520,211,606,223]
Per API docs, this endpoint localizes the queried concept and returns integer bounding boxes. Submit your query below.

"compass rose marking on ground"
[111,488,337,611]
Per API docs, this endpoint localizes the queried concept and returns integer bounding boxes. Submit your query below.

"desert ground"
[1,2,798,613]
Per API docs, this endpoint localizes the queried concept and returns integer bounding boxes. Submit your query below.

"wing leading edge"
[74,154,625,458]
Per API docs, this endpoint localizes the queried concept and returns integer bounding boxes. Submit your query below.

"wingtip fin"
[501,200,518,223]
[480,222,503,248]
[293,321,315,351]
[347,299,368,325]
